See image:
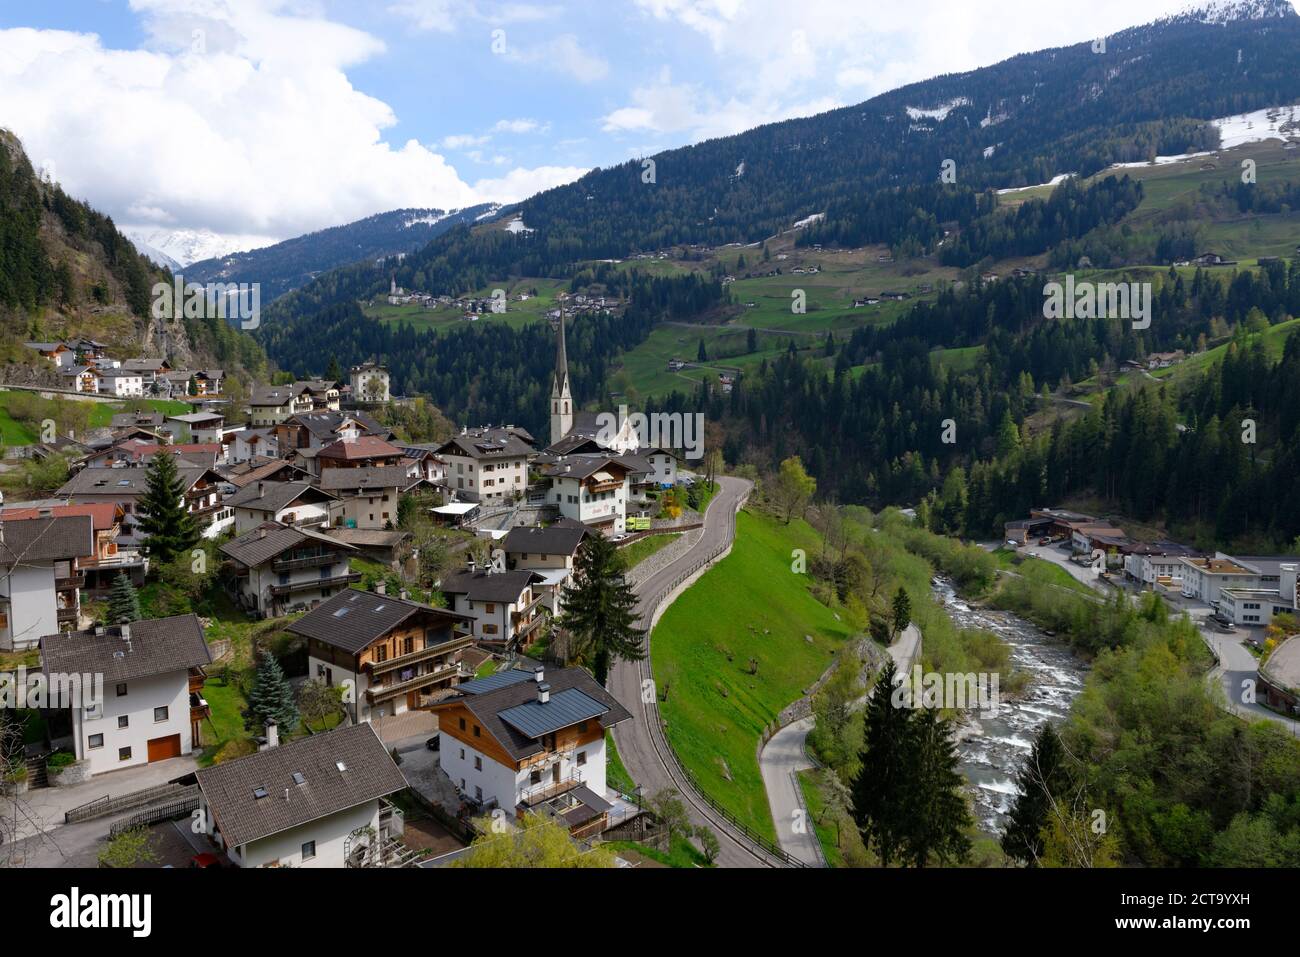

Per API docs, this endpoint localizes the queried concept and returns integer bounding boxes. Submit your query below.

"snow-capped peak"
[1175,0,1296,24]
[124,227,276,268]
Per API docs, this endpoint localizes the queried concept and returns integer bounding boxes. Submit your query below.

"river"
[930,576,1089,837]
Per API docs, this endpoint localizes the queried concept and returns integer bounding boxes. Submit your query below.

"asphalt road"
[608,475,790,868]
[759,623,922,866]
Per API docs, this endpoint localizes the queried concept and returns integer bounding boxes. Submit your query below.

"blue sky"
[0,0,1203,255]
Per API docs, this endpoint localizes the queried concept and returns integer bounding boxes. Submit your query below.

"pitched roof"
[220,522,355,568]
[436,666,632,762]
[1,502,121,532]
[39,614,211,684]
[435,427,534,460]
[287,587,471,654]
[316,467,415,492]
[439,568,542,603]
[0,515,95,565]
[225,480,337,513]
[502,524,588,557]
[317,435,403,461]
[540,454,632,481]
[194,724,407,849]
[224,458,309,488]
[249,383,307,407]
[283,410,388,439]
[58,465,215,498]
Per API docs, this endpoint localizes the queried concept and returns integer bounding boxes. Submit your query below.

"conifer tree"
[901,705,973,867]
[1002,723,1072,866]
[108,573,142,625]
[556,534,645,685]
[245,654,299,733]
[851,661,914,865]
[137,451,198,566]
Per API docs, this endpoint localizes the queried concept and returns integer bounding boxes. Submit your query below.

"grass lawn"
[475,658,499,678]
[617,532,681,571]
[198,677,248,766]
[991,547,1099,597]
[605,731,636,796]
[798,769,846,868]
[601,836,713,868]
[651,509,852,842]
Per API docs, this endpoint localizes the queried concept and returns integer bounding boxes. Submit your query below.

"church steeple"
[550,304,572,446]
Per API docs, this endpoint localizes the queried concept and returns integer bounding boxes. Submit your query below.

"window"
[88,734,104,749]
[475,786,482,801]
[474,756,482,771]
[116,683,128,697]
[119,747,132,762]
[473,724,481,738]
[577,751,586,766]
[374,645,388,663]
[485,603,496,614]
[403,636,414,655]
[301,841,316,861]
[459,748,465,760]
[154,706,169,722]
[530,769,542,784]
[118,715,129,729]
[458,717,466,731]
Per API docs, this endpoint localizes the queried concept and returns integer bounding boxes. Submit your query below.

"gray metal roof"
[316,467,415,492]
[225,480,336,513]
[194,723,407,849]
[457,669,537,695]
[439,568,542,604]
[502,524,588,557]
[0,515,94,565]
[497,687,609,739]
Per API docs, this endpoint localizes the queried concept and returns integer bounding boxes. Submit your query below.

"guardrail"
[108,791,200,838]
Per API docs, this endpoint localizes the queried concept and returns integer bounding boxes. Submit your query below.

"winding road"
[758,623,923,866]
[609,475,794,867]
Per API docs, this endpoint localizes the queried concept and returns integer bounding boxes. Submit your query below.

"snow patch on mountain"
[1213,103,1300,149]
[996,173,1074,195]
[905,98,971,123]
[505,217,534,234]
[792,212,825,230]
[1175,0,1297,24]
[125,227,276,268]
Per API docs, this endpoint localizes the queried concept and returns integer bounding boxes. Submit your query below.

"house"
[223,457,310,489]
[167,411,225,445]
[540,455,632,537]
[154,369,195,399]
[316,467,416,530]
[297,379,340,412]
[272,411,390,452]
[230,427,280,464]
[121,358,172,384]
[1122,542,1200,587]
[430,664,632,836]
[288,586,474,723]
[39,614,211,776]
[80,440,222,471]
[194,723,408,868]
[438,564,547,651]
[1146,350,1186,370]
[0,502,146,595]
[110,411,165,433]
[225,480,339,534]
[502,523,589,616]
[1191,252,1237,267]
[320,527,412,570]
[316,435,407,471]
[220,522,360,618]
[350,362,391,404]
[61,366,99,393]
[58,465,232,539]
[25,341,75,368]
[434,426,534,503]
[249,383,314,426]
[191,369,224,397]
[394,443,447,485]
[0,515,94,650]
[95,369,146,397]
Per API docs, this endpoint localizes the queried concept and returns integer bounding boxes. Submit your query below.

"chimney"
[467,557,477,573]
[374,580,387,596]
[537,682,550,705]
[95,625,106,637]
[265,720,279,749]
[257,481,265,497]
[533,665,544,683]
[120,624,132,652]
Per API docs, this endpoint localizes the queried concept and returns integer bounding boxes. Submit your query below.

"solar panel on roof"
[457,669,536,695]
[497,688,609,738]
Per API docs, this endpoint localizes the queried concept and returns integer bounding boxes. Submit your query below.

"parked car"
[191,853,223,869]
[1038,537,1052,546]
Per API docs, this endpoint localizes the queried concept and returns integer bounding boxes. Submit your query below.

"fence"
[108,791,200,838]
[65,781,193,824]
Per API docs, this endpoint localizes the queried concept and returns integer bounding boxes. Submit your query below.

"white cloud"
[442,132,492,148]
[473,164,588,202]
[0,1,572,248]
[388,0,559,32]
[493,118,546,134]
[504,32,610,83]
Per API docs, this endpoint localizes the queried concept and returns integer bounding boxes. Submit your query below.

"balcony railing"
[514,613,546,640]
[519,772,581,807]
[272,552,340,572]
[57,606,80,623]
[55,574,86,590]
[365,662,462,703]
[269,572,361,596]
[511,595,543,622]
[367,635,473,677]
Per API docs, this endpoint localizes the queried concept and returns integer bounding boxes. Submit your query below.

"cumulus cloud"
[473,164,588,202]
[0,0,575,251]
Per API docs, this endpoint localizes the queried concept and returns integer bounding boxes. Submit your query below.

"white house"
[1220,564,1299,627]
[224,480,339,535]
[194,723,408,868]
[541,455,632,537]
[1122,543,1200,587]
[39,614,212,776]
[316,468,415,530]
[434,426,534,503]
[1179,555,1260,605]
[95,369,146,397]
[0,515,94,651]
[501,523,589,615]
[431,665,632,837]
[220,523,361,618]
[438,565,546,651]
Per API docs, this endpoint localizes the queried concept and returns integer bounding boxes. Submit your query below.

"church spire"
[550,303,573,446]
[554,302,568,393]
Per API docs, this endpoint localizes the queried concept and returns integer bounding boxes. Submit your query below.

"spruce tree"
[556,534,645,685]
[245,654,299,734]
[108,573,142,625]
[891,586,912,638]
[1001,723,1071,866]
[901,705,973,867]
[851,661,915,865]
[137,451,198,566]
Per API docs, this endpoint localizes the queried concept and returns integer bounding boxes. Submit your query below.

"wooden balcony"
[367,634,473,677]
[55,573,86,590]
[57,606,80,623]
[269,572,361,596]
[365,661,462,703]
[511,595,543,623]
[272,552,341,572]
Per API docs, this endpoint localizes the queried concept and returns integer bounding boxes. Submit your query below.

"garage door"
[147,734,182,762]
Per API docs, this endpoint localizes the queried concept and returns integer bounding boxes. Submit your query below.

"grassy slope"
[651,509,852,842]
[617,532,681,570]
